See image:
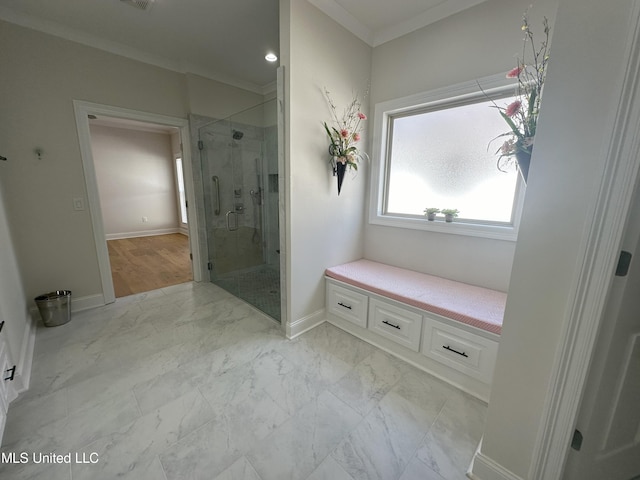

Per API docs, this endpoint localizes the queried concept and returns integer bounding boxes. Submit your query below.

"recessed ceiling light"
[265,53,278,62]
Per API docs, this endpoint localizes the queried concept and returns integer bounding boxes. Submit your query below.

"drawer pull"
[382,320,401,330]
[337,302,352,310]
[443,345,468,358]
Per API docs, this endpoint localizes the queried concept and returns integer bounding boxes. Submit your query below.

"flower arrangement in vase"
[492,12,551,183]
[323,88,368,195]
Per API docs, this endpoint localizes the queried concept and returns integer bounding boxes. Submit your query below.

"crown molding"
[0,6,271,96]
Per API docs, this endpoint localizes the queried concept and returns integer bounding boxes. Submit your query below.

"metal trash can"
[34,290,72,327]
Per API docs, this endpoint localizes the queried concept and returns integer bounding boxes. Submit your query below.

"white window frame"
[368,73,526,242]
[174,154,188,229]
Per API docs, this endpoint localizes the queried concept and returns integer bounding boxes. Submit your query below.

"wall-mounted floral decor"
[492,12,551,183]
[323,88,368,195]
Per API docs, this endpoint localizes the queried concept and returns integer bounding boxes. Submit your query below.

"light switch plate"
[72,197,85,211]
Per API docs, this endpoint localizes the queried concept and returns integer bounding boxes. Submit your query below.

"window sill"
[369,213,519,242]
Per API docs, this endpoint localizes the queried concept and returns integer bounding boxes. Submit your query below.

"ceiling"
[0,0,486,94]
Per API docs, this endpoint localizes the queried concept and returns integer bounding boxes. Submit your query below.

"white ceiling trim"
[372,0,489,46]
[308,0,489,47]
[0,6,267,95]
[307,0,374,46]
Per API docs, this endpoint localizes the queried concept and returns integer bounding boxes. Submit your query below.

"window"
[369,74,525,241]
[175,156,188,226]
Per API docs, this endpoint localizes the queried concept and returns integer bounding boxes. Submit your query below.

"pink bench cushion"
[325,259,505,335]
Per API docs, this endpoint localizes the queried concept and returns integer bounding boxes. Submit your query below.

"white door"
[564,181,640,480]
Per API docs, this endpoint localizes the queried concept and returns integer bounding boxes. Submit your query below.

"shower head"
[232,130,244,141]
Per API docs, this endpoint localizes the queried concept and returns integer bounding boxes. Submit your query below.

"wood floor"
[107,233,193,298]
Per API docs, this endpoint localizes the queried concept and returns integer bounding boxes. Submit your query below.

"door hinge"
[0,320,4,333]
[615,250,632,276]
[207,262,213,271]
[189,253,193,260]
[198,140,204,151]
[571,429,583,451]
[4,365,16,382]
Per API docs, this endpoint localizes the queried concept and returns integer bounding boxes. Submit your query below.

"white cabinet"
[421,315,498,384]
[325,277,500,399]
[368,298,422,352]
[327,281,368,328]
[0,339,9,444]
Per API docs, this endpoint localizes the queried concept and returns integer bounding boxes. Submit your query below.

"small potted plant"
[424,207,440,221]
[441,208,459,223]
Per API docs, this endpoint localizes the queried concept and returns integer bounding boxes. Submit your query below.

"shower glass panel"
[198,99,280,321]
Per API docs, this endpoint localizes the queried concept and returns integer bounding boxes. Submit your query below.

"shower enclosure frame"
[189,68,286,326]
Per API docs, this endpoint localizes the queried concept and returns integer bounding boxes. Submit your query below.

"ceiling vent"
[120,0,155,11]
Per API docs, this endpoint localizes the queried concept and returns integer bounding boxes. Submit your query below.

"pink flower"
[505,100,522,117]
[340,129,349,138]
[506,66,523,78]
[352,133,361,141]
[357,112,367,120]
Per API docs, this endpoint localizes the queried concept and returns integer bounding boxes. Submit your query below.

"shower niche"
[193,99,281,321]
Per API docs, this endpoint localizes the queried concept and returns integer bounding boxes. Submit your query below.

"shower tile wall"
[265,124,279,268]
[191,107,281,322]
[201,121,265,274]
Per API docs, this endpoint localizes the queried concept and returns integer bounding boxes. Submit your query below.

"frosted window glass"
[385,98,518,224]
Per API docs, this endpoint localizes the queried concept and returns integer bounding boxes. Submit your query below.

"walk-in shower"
[194,98,282,321]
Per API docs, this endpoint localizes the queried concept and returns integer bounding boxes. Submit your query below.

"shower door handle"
[212,176,221,216]
[226,211,238,231]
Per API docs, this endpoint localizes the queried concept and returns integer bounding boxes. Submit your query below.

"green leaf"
[499,111,524,139]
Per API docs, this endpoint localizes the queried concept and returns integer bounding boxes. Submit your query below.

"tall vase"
[335,161,346,195]
[515,149,531,184]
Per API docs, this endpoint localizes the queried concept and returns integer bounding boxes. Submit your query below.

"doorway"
[563,177,640,480]
[88,117,193,297]
[73,101,202,306]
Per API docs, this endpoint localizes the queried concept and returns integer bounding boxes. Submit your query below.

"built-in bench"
[324,259,507,401]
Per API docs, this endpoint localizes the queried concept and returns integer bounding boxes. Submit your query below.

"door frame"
[529,2,640,478]
[73,100,202,305]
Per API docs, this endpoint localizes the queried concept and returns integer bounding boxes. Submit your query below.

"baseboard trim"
[72,293,107,311]
[286,309,325,339]
[471,451,524,480]
[105,228,181,240]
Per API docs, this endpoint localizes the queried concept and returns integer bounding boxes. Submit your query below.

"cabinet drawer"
[421,316,498,383]
[368,298,422,352]
[327,282,368,328]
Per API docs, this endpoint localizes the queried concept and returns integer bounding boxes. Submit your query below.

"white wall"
[186,73,266,120]
[477,0,634,477]
[366,0,559,292]
[281,0,371,331]
[90,124,179,238]
[0,20,265,304]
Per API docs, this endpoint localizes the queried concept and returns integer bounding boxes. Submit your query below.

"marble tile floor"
[0,281,486,480]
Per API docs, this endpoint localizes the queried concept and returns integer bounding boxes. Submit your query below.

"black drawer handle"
[337,302,352,310]
[5,365,16,381]
[443,345,468,358]
[382,320,400,330]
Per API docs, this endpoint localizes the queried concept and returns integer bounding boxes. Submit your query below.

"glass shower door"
[198,100,281,321]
